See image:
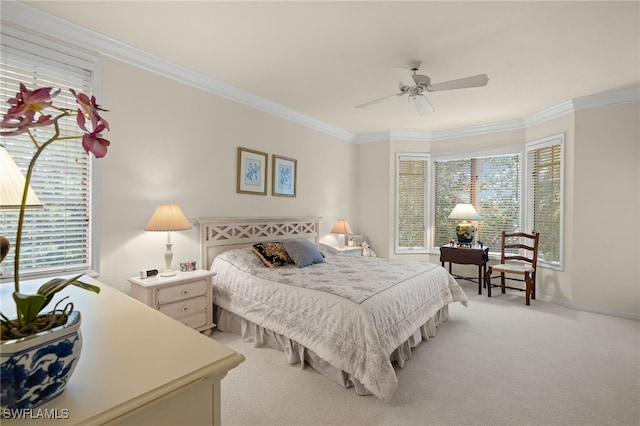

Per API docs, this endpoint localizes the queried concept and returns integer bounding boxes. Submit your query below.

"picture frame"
[237,147,268,195]
[272,155,297,197]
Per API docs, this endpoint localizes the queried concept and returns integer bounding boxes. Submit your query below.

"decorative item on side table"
[145,203,192,277]
[0,83,111,410]
[180,261,197,272]
[448,203,481,246]
[330,219,353,248]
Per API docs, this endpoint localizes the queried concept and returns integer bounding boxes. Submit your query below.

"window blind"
[526,136,563,266]
[434,154,521,249]
[396,155,428,251]
[0,32,96,280]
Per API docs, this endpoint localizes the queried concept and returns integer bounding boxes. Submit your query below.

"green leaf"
[13,292,47,325]
[37,274,100,310]
[38,274,101,297]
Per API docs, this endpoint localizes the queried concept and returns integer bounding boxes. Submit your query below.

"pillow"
[251,242,293,268]
[282,239,325,268]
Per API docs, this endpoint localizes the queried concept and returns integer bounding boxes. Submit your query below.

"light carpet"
[211,280,640,426]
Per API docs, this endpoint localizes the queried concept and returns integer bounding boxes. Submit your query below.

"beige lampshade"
[144,203,192,232]
[330,219,353,235]
[447,203,481,221]
[0,146,43,209]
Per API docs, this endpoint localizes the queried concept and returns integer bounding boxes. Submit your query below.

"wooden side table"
[440,245,490,294]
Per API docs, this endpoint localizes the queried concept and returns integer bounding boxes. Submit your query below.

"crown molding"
[3,1,638,145]
[572,87,640,111]
[430,119,525,141]
[523,100,576,128]
[354,119,525,144]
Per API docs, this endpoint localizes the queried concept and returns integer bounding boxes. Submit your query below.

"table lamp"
[330,219,353,248]
[145,203,192,276]
[448,203,481,245]
[0,146,43,262]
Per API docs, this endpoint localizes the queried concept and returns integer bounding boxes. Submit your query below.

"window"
[525,134,564,268]
[395,154,429,253]
[0,29,100,280]
[433,153,521,249]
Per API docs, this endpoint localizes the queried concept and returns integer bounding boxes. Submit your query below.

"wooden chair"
[485,231,540,305]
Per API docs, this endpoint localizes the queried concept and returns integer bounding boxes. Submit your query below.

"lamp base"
[455,222,476,244]
[160,270,177,277]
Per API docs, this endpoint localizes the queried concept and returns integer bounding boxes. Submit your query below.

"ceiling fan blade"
[428,74,489,92]
[391,67,416,88]
[411,95,434,116]
[355,92,405,109]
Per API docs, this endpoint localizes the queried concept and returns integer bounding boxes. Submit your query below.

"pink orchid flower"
[82,122,111,158]
[70,89,110,132]
[0,84,59,136]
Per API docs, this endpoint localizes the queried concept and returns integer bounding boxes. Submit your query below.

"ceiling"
[22,1,640,137]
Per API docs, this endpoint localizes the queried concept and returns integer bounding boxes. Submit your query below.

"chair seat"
[491,263,535,275]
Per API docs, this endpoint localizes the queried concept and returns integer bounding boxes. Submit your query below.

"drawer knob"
[182,306,188,312]
[182,289,188,295]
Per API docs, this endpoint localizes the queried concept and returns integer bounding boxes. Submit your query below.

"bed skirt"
[215,305,450,396]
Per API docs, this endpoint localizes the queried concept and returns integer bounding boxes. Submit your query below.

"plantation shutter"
[434,154,521,249]
[526,135,563,266]
[396,155,428,252]
[0,32,96,279]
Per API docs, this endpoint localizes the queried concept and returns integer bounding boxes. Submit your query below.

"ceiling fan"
[355,60,489,116]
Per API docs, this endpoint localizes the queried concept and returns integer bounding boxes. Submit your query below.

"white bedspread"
[211,245,468,400]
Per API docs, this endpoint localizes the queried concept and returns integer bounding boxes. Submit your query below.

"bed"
[199,217,468,400]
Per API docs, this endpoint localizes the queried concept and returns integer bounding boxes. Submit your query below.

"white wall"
[97,58,355,292]
[571,103,639,314]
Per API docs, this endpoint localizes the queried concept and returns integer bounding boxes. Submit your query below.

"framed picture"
[272,155,297,197]
[237,147,268,195]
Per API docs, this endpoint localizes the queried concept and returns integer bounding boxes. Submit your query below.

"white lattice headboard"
[198,216,320,269]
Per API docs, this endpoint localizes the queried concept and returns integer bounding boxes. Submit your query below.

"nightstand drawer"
[157,279,207,304]
[159,295,207,317]
[179,311,208,329]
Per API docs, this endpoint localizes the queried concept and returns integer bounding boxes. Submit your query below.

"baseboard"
[536,294,640,320]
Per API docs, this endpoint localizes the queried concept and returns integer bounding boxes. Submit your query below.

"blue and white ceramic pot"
[0,311,82,410]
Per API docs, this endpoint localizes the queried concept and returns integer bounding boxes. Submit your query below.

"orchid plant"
[0,83,111,340]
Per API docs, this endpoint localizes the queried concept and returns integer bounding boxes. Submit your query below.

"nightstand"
[334,246,362,256]
[128,269,215,333]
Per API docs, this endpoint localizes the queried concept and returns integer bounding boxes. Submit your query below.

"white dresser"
[1,276,244,425]
[128,269,215,333]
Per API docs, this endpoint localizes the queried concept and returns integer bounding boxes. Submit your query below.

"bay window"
[396,137,564,270]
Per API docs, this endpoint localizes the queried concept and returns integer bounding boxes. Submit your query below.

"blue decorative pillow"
[251,242,293,268]
[282,239,325,268]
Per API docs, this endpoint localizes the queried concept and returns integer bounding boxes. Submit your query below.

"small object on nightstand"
[139,269,159,279]
[180,261,197,272]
